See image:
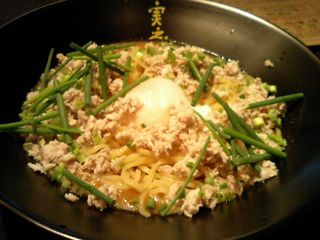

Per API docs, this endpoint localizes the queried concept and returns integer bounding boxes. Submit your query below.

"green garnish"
[146,198,156,209]
[212,92,263,143]
[103,53,121,61]
[69,42,124,75]
[219,183,228,189]
[54,81,73,146]
[0,111,59,130]
[53,165,115,206]
[182,52,202,82]
[262,83,277,94]
[232,153,272,167]
[147,46,157,56]
[93,76,149,115]
[268,134,287,149]
[97,46,109,100]
[212,55,227,67]
[167,47,176,64]
[247,93,304,109]
[141,123,147,128]
[198,188,205,198]
[67,42,134,57]
[193,109,231,156]
[186,162,194,169]
[42,124,82,134]
[40,48,54,90]
[160,137,210,217]
[223,127,286,158]
[122,56,132,89]
[204,176,215,186]
[4,127,69,135]
[84,61,93,108]
[126,141,135,148]
[191,62,214,106]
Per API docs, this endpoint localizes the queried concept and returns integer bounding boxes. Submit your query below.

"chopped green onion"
[40,48,54,90]
[53,165,115,206]
[204,176,215,186]
[146,198,156,209]
[253,117,265,127]
[247,93,304,109]
[219,183,228,189]
[183,52,202,82]
[93,76,149,115]
[147,46,157,56]
[126,141,135,148]
[191,62,214,106]
[212,55,227,67]
[262,83,277,94]
[167,47,176,64]
[186,162,194,169]
[268,134,287,149]
[223,127,286,158]
[161,137,210,217]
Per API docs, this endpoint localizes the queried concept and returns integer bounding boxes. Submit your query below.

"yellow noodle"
[81,143,110,157]
[138,190,151,217]
[136,147,154,157]
[110,146,130,159]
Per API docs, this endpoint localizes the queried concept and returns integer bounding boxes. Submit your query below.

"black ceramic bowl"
[0,1,320,239]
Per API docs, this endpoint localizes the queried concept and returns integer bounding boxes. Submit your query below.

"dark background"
[0,1,319,239]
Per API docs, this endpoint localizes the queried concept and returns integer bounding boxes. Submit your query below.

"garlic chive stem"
[161,137,211,216]
[212,92,263,143]
[70,42,124,75]
[54,81,73,145]
[54,165,115,206]
[247,93,304,109]
[0,112,59,130]
[223,127,286,158]
[191,62,214,106]
[122,56,131,89]
[192,109,230,156]
[84,61,92,107]
[97,46,108,100]
[232,153,272,166]
[93,76,149,115]
[183,52,202,82]
[40,48,54,90]
[42,124,82,134]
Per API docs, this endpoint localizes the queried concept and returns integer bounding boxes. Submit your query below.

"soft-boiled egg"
[126,77,189,127]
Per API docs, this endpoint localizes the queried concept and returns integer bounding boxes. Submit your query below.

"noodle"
[18,40,287,217]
